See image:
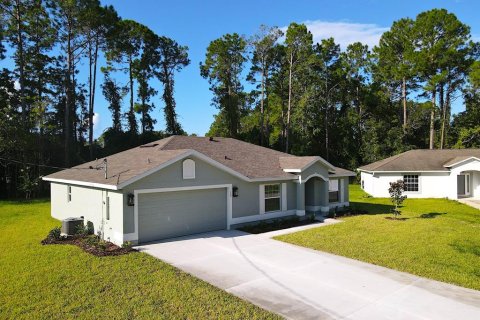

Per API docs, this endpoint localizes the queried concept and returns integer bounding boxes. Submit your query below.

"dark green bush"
[48,226,61,240]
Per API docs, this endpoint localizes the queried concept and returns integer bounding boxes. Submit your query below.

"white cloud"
[13,80,20,90]
[93,112,100,127]
[282,20,389,49]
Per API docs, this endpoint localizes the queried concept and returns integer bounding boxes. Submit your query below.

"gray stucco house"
[43,136,354,245]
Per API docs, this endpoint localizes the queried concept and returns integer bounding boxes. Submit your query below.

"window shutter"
[281,183,287,211]
[259,185,265,214]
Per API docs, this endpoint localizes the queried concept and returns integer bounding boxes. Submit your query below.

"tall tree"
[374,18,415,133]
[284,23,313,153]
[154,36,189,135]
[105,19,153,135]
[413,9,472,149]
[200,33,247,137]
[247,25,283,146]
[101,75,125,132]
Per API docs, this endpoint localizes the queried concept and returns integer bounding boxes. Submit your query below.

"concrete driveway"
[136,229,480,320]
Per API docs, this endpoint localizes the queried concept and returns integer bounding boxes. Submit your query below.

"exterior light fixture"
[232,186,239,197]
[5,176,11,184]
[127,193,135,206]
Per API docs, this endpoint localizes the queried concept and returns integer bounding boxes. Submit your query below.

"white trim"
[329,201,349,208]
[444,157,480,168]
[296,209,306,216]
[259,185,265,214]
[230,210,296,225]
[281,156,335,174]
[357,169,447,174]
[281,183,287,211]
[42,177,119,190]
[340,178,345,202]
[132,184,232,243]
[302,173,329,183]
[306,205,330,212]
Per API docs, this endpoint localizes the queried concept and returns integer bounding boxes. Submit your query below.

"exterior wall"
[449,159,480,199]
[360,171,451,198]
[122,155,299,239]
[50,183,124,243]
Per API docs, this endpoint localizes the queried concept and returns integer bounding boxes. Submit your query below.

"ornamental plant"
[388,180,407,219]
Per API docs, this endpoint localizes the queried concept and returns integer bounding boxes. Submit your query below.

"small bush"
[83,235,100,247]
[76,224,91,236]
[122,241,133,249]
[48,227,61,240]
[97,240,108,251]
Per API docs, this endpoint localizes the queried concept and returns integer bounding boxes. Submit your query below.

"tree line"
[201,9,480,170]
[2,4,480,198]
[0,0,189,197]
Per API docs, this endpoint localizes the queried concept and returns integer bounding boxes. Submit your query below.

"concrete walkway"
[458,198,480,210]
[137,228,480,320]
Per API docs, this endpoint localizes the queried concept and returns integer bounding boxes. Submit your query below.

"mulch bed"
[41,236,136,257]
[239,218,316,234]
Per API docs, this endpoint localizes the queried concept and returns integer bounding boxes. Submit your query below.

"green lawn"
[276,185,480,291]
[0,200,279,320]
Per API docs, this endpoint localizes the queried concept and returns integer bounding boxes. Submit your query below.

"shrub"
[76,224,91,237]
[388,180,407,219]
[83,235,100,247]
[97,240,108,251]
[48,226,62,240]
[122,241,133,249]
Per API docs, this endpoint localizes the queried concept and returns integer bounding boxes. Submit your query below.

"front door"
[457,173,470,197]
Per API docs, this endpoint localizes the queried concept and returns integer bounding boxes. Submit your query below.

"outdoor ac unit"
[61,217,84,236]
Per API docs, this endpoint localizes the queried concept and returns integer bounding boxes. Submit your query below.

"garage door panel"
[138,188,227,243]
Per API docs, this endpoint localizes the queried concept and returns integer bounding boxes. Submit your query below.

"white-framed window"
[329,179,339,202]
[182,159,195,179]
[67,186,72,202]
[264,184,281,212]
[403,175,419,192]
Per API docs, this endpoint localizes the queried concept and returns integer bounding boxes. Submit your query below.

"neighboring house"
[43,136,354,245]
[358,149,480,199]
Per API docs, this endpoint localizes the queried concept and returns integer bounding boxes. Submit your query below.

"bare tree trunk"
[259,66,265,146]
[439,85,446,149]
[402,77,407,133]
[64,28,72,166]
[429,89,436,150]
[14,0,27,130]
[286,51,293,153]
[89,36,99,159]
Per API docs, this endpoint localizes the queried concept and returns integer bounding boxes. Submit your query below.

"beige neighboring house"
[42,136,354,245]
[358,149,480,199]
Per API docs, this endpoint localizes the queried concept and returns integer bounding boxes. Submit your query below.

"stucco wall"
[360,171,451,198]
[50,183,124,242]
[122,155,299,234]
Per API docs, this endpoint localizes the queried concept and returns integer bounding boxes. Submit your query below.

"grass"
[275,185,480,291]
[0,200,280,320]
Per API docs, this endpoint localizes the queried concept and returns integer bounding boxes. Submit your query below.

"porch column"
[296,181,305,216]
[319,179,329,213]
[447,172,458,200]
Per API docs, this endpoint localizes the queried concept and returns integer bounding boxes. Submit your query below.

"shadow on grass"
[450,240,480,257]
[350,201,394,215]
[418,212,446,219]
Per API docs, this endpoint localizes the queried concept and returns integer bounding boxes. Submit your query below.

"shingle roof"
[330,167,356,177]
[44,136,343,188]
[358,149,480,172]
[279,156,319,171]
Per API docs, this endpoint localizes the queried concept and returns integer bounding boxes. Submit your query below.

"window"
[329,179,339,203]
[403,175,419,192]
[264,184,281,212]
[106,196,110,221]
[67,186,72,202]
[182,159,195,179]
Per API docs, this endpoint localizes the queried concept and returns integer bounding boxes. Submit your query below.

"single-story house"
[43,136,354,245]
[358,149,480,199]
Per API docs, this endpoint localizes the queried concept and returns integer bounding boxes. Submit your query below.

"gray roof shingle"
[44,136,346,188]
[358,149,480,172]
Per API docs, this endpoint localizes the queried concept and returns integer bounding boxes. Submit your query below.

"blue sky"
[4,1,480,137]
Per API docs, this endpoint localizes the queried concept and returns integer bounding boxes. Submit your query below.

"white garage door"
[138,188,227,243]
